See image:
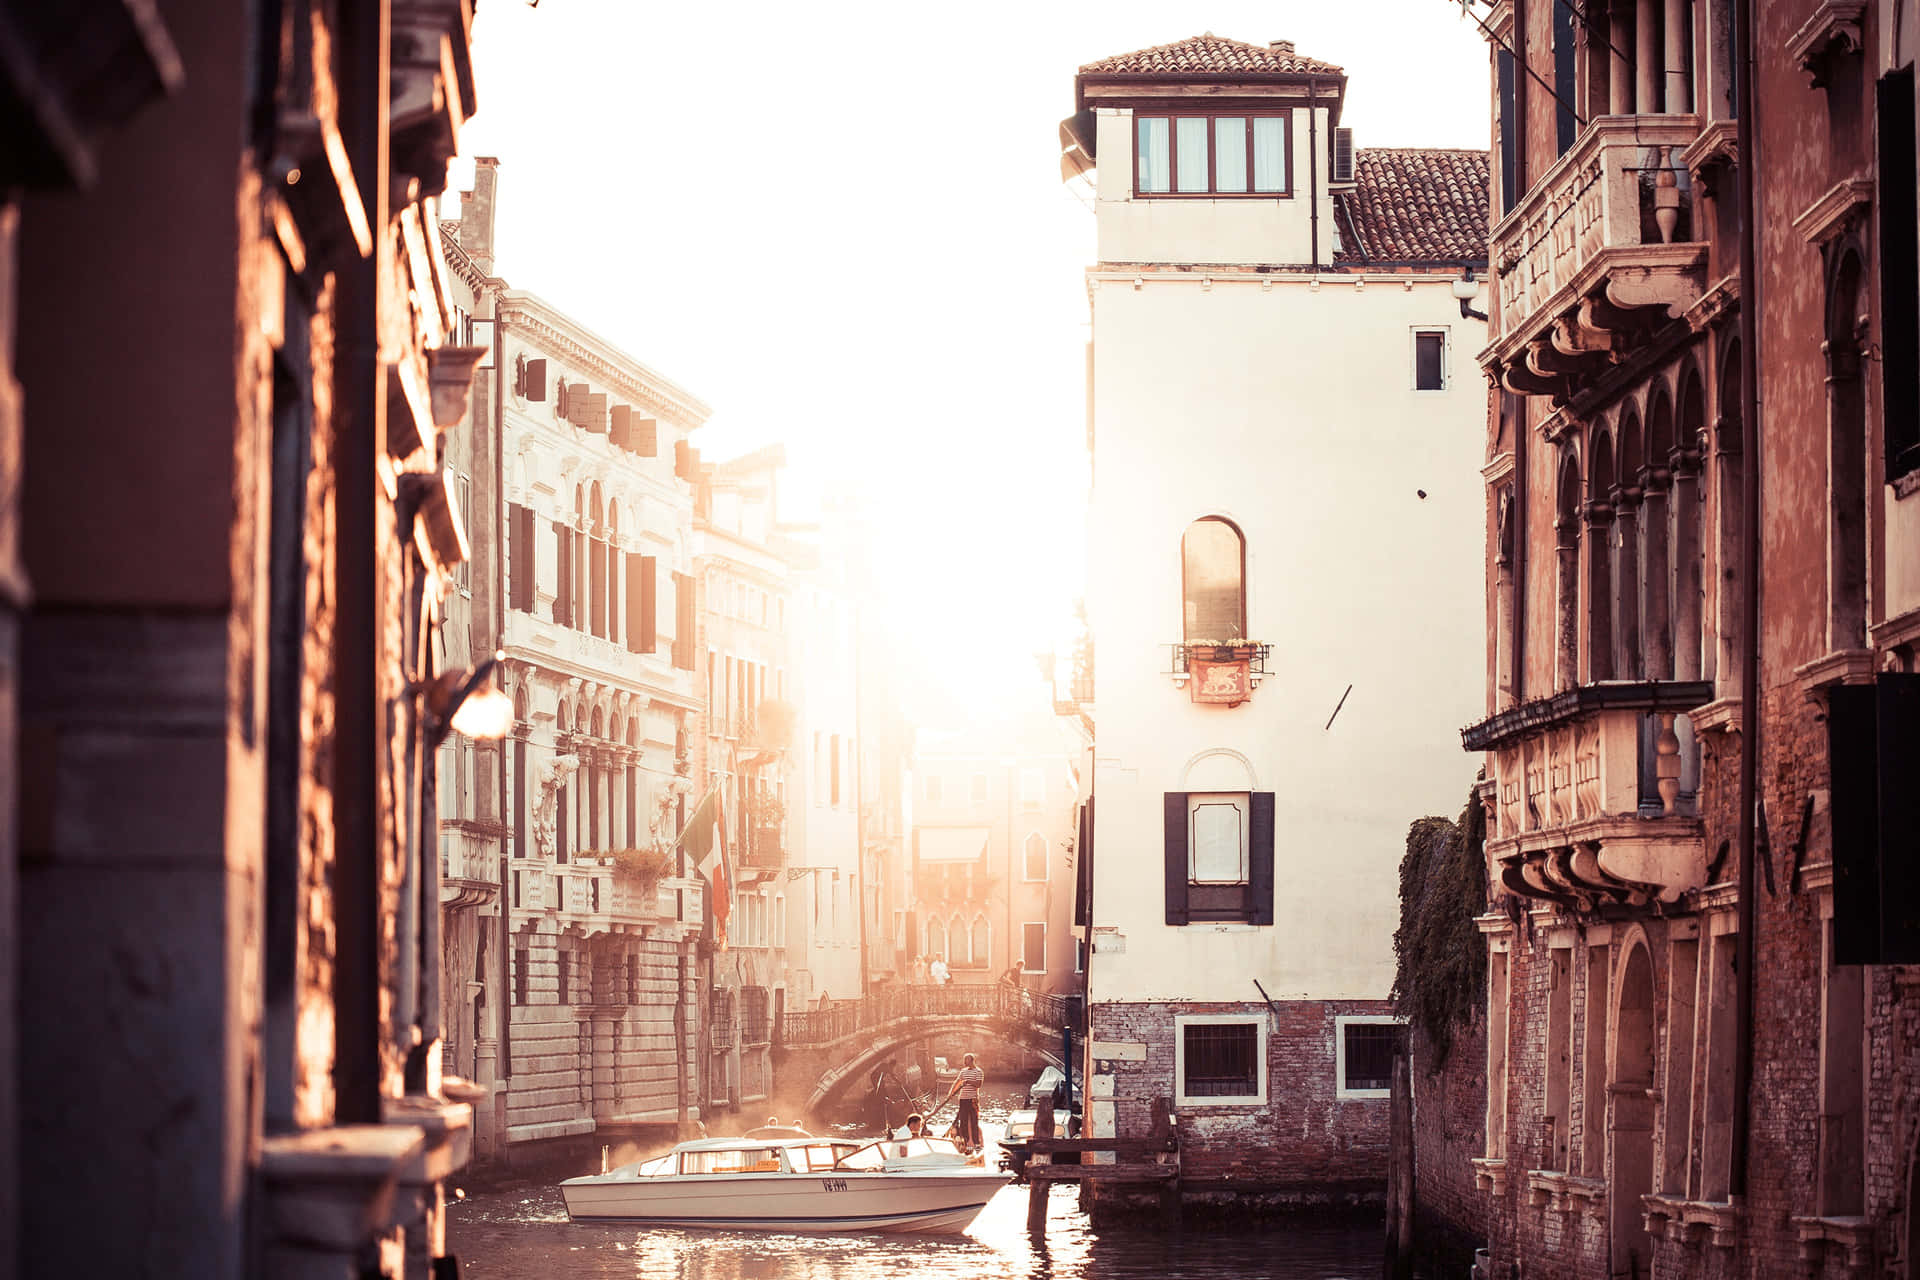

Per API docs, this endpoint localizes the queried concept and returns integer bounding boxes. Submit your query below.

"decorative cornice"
[1792,176,1874,246]
[1685,273,1740,333]
[437,222,493,291]
[497,299,713,428]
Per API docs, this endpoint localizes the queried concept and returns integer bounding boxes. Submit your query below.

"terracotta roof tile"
[1079,33,1343,78]
[1334,147,1490,264]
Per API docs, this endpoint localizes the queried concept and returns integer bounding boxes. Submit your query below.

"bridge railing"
[779,983,1075,1048]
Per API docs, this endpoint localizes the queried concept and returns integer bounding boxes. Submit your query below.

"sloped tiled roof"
[1078,33,1343,78]
[1333,147,1490,264]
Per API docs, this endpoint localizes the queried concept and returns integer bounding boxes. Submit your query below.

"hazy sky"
[453,1,1490,712]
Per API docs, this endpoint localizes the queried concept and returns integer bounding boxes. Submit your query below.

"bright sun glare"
[452,0,1488,716]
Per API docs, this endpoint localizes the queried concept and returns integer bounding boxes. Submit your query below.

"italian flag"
[681,784,732,949]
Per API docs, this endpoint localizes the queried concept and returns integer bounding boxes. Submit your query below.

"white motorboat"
[559,1134,1008,1234]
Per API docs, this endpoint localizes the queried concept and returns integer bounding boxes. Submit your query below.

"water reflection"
[448,1089,1383,1280]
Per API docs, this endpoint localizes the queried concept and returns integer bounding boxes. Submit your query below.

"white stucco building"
[1071,34,1488,1205]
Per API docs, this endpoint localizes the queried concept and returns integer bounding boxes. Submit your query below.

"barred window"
[1341,1020,1399,1095]
[1181,1021,1258,1099]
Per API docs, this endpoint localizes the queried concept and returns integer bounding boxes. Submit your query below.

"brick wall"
[1409,1016,1487,1270]
[1091,998,1392,1204]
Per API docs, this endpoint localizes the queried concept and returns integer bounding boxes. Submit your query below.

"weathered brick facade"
[1459,2,1920,1277]
[1092,998,1394,1206]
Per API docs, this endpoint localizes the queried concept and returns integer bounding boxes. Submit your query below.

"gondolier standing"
[939,1053,986,1152]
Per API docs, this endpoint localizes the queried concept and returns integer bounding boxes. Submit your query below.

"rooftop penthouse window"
[1135,113,1292,197]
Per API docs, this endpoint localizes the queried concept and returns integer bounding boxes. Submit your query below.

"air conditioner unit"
[1332,127,1356,184]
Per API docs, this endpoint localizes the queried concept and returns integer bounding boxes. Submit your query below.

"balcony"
[1483,115,1709,403]
[1168,642,1271,706]
[439,827,499,909]
[1463,681,1712,907]
[739,822,785,870]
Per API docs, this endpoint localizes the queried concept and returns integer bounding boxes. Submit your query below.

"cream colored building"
[493,287,711,1143]
[1072,34,1487,1203]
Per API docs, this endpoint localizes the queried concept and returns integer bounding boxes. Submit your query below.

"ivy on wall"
[1391,784,1488,1071]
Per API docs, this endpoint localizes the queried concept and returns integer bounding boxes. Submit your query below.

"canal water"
[447,1088,1387,1280]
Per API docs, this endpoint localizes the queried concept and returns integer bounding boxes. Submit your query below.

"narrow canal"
[447,1088,1387,1280]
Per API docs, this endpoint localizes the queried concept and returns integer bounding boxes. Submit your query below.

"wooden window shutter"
[1249,792,1275,926]
[674,572,695,668]
[522,357,547,401]
[632,555,656,653]
[553,520,571,626]
[507,504,525,610]
[1164,792,1189,925]
[610,405,632,449]
[674,439,690,479]
[607,541,620,644]
[1877,674,1920,961]
[584,392,609,434]
[636,417,658,457]
[565,382,590,424]
[1831,684,1880,963]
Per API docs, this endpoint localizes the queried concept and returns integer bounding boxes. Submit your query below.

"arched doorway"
[1611,943,1657,1278]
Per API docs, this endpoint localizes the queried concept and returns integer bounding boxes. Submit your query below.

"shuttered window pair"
[1163,791,1275,925]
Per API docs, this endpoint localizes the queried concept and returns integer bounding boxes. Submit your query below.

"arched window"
[926,917,946,961]
[1825,249,1869,652]
[1714,340,1743,684]
[1586,429,1616,682]
[555,703,571,863]
[572,484,588,632]
[1614,407,1644,678]
[588,708,605,851]
[1182,517,1246,642]
[1642,389,1676,679]
[512,687,529,859]
[1673,368,1708,681]
[589,483,606,638]
[606,501,621,647]
[1556,455,1583,691]
[626,715,640,848]
[970,915,989,970]
[1024,831,1048,882]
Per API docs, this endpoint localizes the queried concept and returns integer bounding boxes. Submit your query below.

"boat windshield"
[786,1143,848,1173]
[637,1154,675,1176]
[833,1136,966,1170]
[677,1147,784,1175]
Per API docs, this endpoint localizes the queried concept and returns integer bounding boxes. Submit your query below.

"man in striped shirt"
[940,1053,986,1152]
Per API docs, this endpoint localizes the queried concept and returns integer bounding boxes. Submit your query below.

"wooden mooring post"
[1022,1095,1182,1235]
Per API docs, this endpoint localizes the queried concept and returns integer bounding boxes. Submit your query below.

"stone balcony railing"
[439,826,499,908]
[1463,681,1712,908]
[1483,115,1709,402]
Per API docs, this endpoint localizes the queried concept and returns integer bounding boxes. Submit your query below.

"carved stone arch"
[1825,238,1872,651]
[1609,928,1659,1279]
[1585,423,1618,680]
[590,480,603,533]
[1556,447,1584,690]
[1589,423,1617,501]
[1180,747,1257,793]
[1616,401,1644,484]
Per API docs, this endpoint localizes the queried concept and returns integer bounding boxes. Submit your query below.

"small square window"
[1337,1017,1401,1097]
[1175,1015,1267,1106]
[1414,330,1448,391]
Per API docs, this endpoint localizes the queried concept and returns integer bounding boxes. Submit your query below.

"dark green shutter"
[1164,793,1189,925]
[1250,792,1276,926]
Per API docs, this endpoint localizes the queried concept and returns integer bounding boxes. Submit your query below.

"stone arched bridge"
[776,985,1078,1115]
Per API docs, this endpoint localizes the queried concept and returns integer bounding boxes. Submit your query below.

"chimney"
[458,156,500,274]
[1270,39,1295,53]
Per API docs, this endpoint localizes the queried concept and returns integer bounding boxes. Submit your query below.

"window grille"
[1344,1022,1397,1092]
[1182,1022,1258,1097]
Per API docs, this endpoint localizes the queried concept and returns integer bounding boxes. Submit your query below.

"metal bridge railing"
[779,983,1074,1048]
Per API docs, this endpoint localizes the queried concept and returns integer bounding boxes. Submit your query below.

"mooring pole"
[1027,1095,1056,1232]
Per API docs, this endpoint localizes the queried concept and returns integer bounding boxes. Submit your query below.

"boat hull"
[560,1170,1005,1235]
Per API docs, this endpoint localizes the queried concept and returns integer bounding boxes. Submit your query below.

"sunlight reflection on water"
[448,1093,1383,1280]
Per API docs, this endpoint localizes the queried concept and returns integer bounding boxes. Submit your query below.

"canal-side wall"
[506,925,696,1143]
[1407,1016,1487,1272]
[1090,998,1394,1207]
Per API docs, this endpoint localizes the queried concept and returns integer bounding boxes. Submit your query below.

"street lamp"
[420,649,513,748]
[1453,266,1489,322]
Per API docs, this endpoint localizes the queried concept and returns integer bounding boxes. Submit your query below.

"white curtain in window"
[1253,116,1289,192]
[1137,117,1170,192]
[1190,794,1248,883]
[1176,117,1210,192]
[1214,117,1248,192]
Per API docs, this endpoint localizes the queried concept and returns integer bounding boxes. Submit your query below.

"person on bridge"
[929,955,950,986]
[939,1053,985,1152]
